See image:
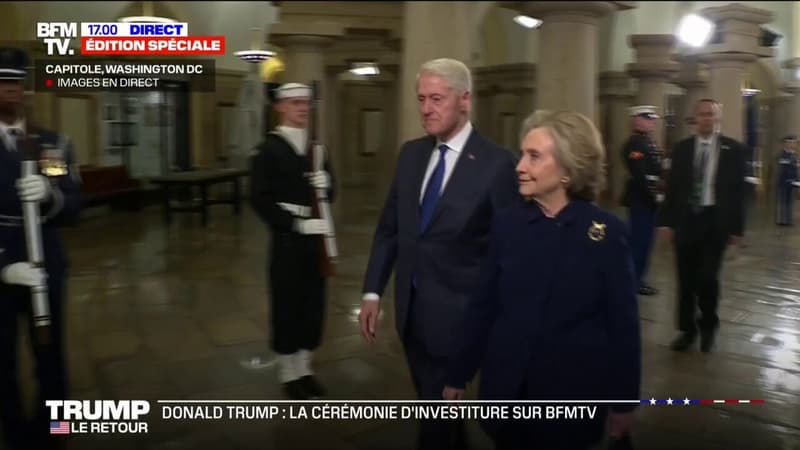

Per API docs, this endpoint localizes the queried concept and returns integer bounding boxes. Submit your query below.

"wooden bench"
[79,165,143,210]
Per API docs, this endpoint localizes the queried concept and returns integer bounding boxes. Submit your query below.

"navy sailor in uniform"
[249,82,336,400]
[0,47,82,449]
[620,105,662,296]
[775,134,798,226]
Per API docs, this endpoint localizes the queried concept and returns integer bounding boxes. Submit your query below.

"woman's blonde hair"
[519,110,607,202]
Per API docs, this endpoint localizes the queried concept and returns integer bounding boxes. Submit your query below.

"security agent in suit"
[249,83,335,400]
[658,98,747,353]
[620,105,662,296]
[358,58,518,450]
[0,47,82,449]
[775,135,798,226]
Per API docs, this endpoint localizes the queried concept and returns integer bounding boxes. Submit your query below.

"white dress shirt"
[0,118,25,151]
[418,121,472,203]
[363,121,473,302]
[694,134,718,206]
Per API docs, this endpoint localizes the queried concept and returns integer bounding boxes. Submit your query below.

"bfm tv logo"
[36,23,77,56]
[46,400,150,435]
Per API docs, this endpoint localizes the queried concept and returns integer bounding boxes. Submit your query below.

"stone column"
[705,53,758,142]
[781,58,800,137]
[399,1,474,145]
[598,71,633,209]
[697,3,773,142]
[627,34,678,150]
[674,54,709,139]
[270,22,344,145]
[501,1,633,123]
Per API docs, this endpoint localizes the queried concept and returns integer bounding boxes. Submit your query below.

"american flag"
[50,421,70,435]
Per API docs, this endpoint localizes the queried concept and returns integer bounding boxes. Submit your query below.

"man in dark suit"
[358,58,518,449]
[658,98,747,353]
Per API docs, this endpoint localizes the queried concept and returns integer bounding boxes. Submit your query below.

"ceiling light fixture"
[119,1,175,23]
[513,15,542,29]
[676,13,714,48]
[349,62,380,76]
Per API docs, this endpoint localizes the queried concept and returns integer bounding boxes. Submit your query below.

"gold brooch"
[588,221,606,242]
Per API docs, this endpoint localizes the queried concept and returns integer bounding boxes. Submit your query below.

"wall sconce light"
[741,77,760,97]
[236,28,275,63]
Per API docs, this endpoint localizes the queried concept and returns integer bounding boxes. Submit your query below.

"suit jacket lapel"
[410,136,436,233]
[422,130,484,234]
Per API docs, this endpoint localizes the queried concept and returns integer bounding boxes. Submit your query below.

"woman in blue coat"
[443,110,641,450]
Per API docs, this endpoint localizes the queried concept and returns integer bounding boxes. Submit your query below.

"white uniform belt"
[0,215,23,227]
[277,202,311,218]
[645,175,659,181]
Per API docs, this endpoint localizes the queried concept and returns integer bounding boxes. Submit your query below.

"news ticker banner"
[46,399,765,436]
[34,59,215,92]
[8,21,225,93]
[37,22,223,56]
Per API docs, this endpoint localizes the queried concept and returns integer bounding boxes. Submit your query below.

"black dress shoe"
[299,375,326,398]
[282,379,310,400]
[638,285,658,296]
[700,331,716,353]
[670,333,696,352]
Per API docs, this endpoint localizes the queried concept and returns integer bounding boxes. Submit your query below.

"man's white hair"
[416,58,472,94]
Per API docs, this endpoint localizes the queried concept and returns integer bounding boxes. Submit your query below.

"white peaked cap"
[275,82,311,100]
[629,105,659,119]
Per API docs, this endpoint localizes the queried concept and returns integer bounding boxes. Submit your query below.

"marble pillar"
[781,58,800,137]
[627,34,678,150]
[399,1,474,146]
[697,3,773,142]
[674,54,709,140]
[271,22,343,147]
[598,71,633,208]
[501,1,633,123]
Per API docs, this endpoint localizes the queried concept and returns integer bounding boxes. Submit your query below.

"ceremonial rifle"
[308,80,337,276]
[20,102,51,345]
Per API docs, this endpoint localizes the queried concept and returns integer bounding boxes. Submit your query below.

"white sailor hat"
[629,105,659,119]
[0,47,29,81]
[274,82,311,100]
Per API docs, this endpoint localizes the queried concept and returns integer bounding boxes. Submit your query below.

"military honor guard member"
[775,134,798,226]
[0,47,82,449]
[249,82,336,400]
[620,105,662,296]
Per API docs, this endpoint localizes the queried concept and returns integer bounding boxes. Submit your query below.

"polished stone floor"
[8,192,800,450]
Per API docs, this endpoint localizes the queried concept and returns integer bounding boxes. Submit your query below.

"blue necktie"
[419,144,448,233]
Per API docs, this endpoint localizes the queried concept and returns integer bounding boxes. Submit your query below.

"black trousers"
[268,234,326,355]
[403,288,468,450]
[0,274,67,450]
[674,208,729,335]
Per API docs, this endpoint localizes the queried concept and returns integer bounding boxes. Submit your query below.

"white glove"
[1,262,47,287]
[294,218,330,235]
[307,171,331,190]
[16,175,51,202]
